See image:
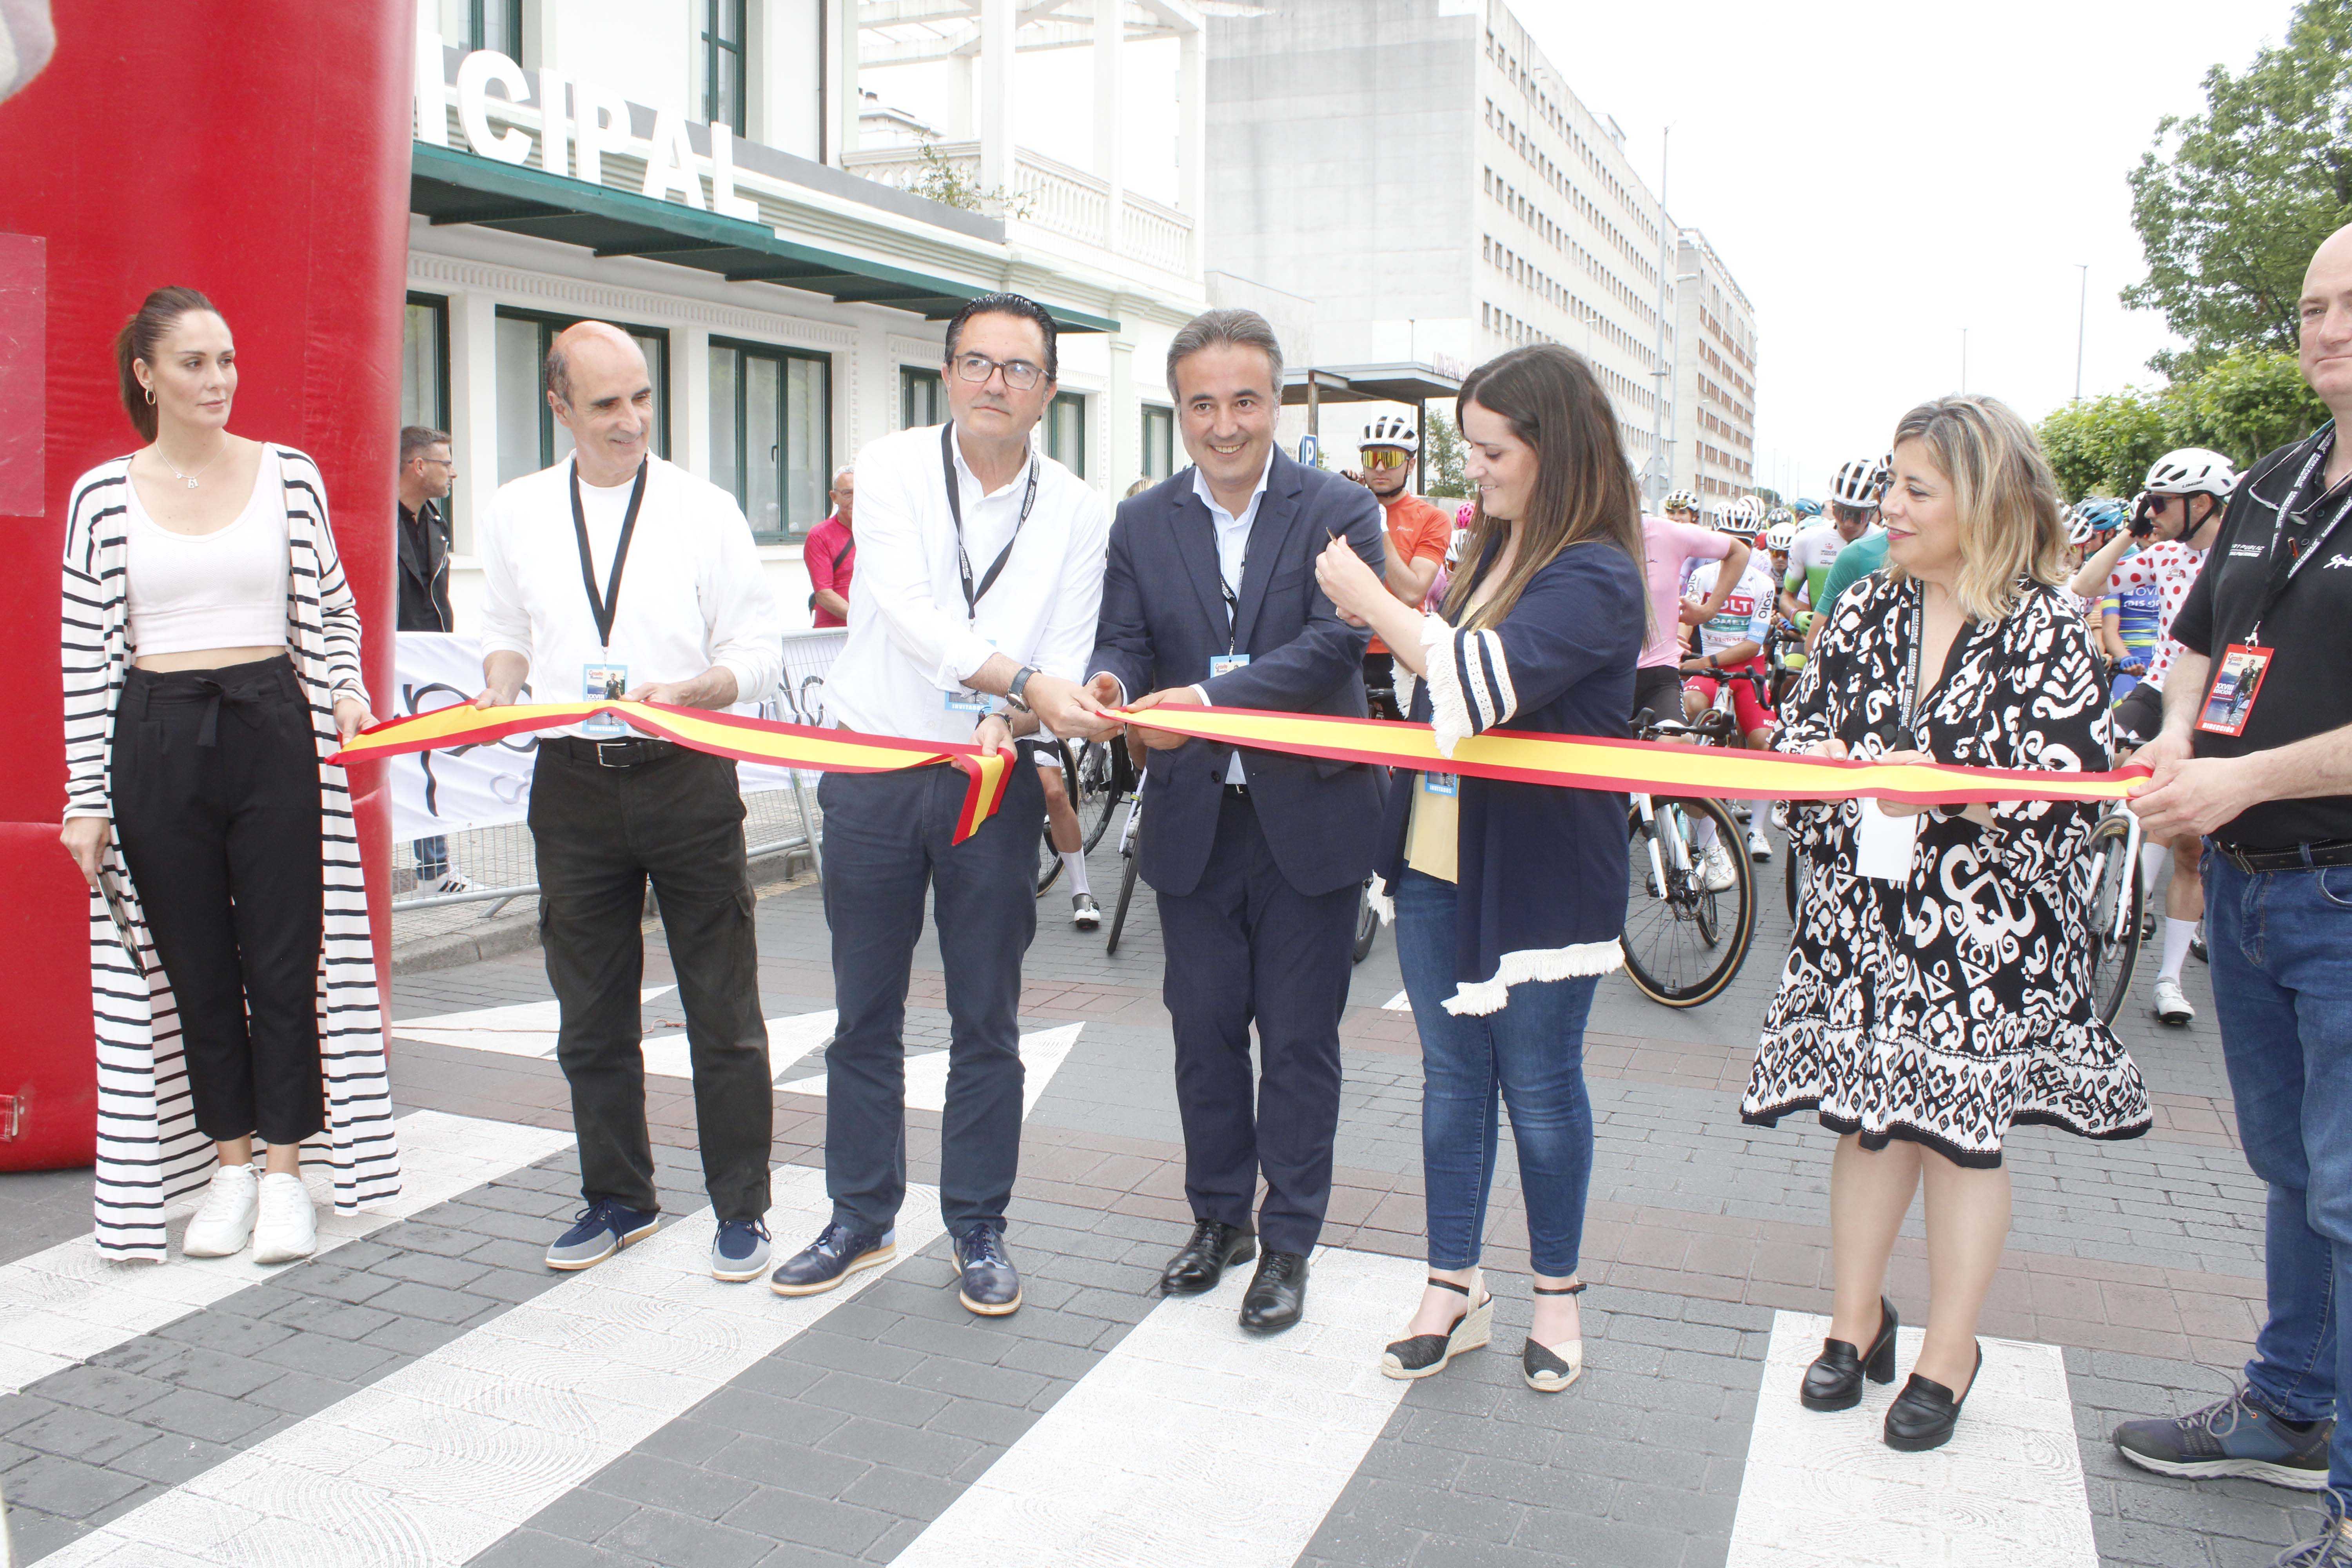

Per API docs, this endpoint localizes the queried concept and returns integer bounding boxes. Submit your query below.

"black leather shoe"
[1801,1296,1898,1412]
[953,1224,1022,1316]
[1884,1343,1982,1452]
[1239,1249,1309,1333]
[1161,1219,1255,1296]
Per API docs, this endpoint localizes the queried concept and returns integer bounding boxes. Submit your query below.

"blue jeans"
[2207,851,2352,1496]
[1395,869,1599,1276]
[413,834,449,882]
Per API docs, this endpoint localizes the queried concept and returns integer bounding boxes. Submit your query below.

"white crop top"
[125,449,290,657]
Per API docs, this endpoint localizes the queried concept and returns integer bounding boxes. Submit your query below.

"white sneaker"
[1746,823,1774,861]
[181,1163,260,1258]
[1699,842,1739,894]
[252,1171,318,1265]
[431,872,476,895]
[2153,976,2194,1027]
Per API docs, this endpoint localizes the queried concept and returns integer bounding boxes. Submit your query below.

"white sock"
[1692,817,1719,850]
[2140,844,2168,900]
[1749,801,1773,833]
[1063,851,1091,898]
[2159,916,2196,984]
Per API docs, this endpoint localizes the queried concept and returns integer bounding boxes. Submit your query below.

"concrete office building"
[1672,228,1760,517]
[401,0,1214,633]
[1204,0,1758,504]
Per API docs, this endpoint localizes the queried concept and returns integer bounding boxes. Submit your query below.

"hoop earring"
[143,386,155,406]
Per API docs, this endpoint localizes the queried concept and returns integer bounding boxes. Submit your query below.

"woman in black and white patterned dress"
[1742,395,2150,1453]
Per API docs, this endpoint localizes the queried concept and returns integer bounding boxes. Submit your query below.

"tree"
[1754,486,1784,510]
[1421,409,1472,498]
[2162,347,2332,463]
[2037,390,2171,501]
[2124,0,2352,370]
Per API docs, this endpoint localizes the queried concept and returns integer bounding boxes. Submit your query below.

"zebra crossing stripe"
[777,1022,1084,1114]
[0,1110,572,1399]
[394,995,840,1084]
[36,1165,949,1568]
[888,1243,1427,1568]
[1726,1312,2097,1567]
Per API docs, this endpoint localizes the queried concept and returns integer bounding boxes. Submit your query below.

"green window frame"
[1140,404,1173,481]
[710,338,833,543]
[401,292,458,541]
[901,366,945,430]
[703,0,748,135]
[494,307,670,486]
[1046,391,1086,478]
[441,0,523,55]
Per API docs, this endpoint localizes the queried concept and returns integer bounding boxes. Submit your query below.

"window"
[495,309,670,485]
[703,0,747,135]
[1140,406,1174,482]
[710,339,831,542]
[1045,392,1086,478]
[439,0,522,55]
[901,366,945,429]
[401,292,456,535]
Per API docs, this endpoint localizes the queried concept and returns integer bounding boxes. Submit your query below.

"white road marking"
[0,1111,572,1398]
[777,1022,1083,1115]
[394,992,838,1083]
[887,1243,1425,1568]
[1727,1312,2097,1568]
[38,1166,948,1568]
[1380,989,1410,1012]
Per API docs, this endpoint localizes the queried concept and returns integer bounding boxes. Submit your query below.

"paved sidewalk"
[0,826,2316,1567]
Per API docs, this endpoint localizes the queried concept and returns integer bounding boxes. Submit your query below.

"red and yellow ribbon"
[335,697,2147,845]
[332,701,1012,843]
[1112,703,2149,805]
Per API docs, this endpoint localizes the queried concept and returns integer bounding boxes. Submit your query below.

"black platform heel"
[1884,1342,1981,1452]
[1801,1296,1898,1412]
[1381,1276,1492,1380]
[1522,1281,1586,1393]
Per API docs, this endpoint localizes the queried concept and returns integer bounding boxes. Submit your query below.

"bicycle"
[1620,679,1764,1007]
[1348,681,1403,965]
[1034,736,1121,898]
[1102,741,1147,955]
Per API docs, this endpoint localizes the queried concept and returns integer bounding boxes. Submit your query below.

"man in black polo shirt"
[2112,226,2352,1550]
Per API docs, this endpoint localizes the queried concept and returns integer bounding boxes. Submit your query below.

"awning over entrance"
[410,144,1118,333]
[1279,363,1465,408]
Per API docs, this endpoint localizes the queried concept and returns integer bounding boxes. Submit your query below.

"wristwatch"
[1006,664,1040,712]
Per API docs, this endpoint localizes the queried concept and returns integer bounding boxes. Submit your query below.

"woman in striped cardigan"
[58,287,401,1263]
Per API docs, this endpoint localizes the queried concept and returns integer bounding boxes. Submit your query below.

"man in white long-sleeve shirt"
[472,321,784,1285]
[769,293,1115,1317]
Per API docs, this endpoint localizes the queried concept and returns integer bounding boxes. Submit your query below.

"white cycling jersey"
[1685,558,1775,668]
[1782,523,1849,608]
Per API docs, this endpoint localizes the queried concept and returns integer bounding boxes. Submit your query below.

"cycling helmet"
[2071,497,2131,539]
[2143,447,2237,498]
[1829,456,1886,510]
[1764,520,1798,552]
[1793,498,1822,519]
[1765,506,1794,528]
[1358,414,1418,454]
[1661,488,1700,514]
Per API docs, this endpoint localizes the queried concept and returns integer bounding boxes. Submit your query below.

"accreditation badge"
[1421,772,1459,799]
[582,662,628,737]
[1208,653,1251,678]
[2195,644,2274,738]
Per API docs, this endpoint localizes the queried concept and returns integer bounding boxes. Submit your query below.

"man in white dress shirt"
[472,321,784,1285]
[769,294,1114,1317]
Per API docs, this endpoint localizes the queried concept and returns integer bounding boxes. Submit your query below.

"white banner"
[389,632,840,840]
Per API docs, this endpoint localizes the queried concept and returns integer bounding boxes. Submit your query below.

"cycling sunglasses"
[1357,447,1410,470]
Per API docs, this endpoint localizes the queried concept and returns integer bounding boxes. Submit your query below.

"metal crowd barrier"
[388,627,847,916]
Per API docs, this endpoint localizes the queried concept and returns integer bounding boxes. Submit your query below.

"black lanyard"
[942,422,1039,624]
[570,458,648,650]
[2247,424,2352,646]
[1894,590,1925,753]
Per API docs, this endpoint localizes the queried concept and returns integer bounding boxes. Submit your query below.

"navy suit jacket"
[1088,450,1388,899]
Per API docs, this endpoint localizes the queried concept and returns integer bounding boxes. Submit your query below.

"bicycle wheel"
[1108,846,1142,956]
[2083,813,2144,1027]
[1074,740,1118,853]
[1785,850,1799,922]
[1621,797,1758,1007]
[1352,879,1380,963]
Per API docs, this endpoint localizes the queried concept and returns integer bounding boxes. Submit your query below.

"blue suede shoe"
[711,1218,772,1283]
[544,1199,659,1272]
[770,1221,895,1297]
[954,1224,1022,1316]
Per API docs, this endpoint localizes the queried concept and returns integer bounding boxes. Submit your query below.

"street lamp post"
[2074,263,2089,402]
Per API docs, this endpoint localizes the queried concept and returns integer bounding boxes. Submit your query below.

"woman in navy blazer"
[1316,344,1645,1395]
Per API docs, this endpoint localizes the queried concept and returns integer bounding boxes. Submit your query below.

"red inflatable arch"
[0,1,409,1170]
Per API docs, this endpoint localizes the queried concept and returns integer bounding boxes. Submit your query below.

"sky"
[1512,0,2302,501]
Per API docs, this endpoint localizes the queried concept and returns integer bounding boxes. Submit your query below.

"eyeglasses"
[1357,448,1410,470]
[951,352,1045,391]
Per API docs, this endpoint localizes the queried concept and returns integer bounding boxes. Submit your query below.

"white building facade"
[1202,0,1757,506]
[403,0,1214,633]
[1671,228,1760,515]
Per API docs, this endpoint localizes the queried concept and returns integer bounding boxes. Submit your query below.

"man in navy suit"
[1086,309,1387,1332]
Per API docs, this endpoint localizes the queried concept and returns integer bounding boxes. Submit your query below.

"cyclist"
[2068,449,2239,1026]
[1762,511,1797,585]
[2063,497,2130,620]
[1639,487,1750,738]
[1791,497,1822,523]
[1783,457,1884,646]
[1037,744,1100,929]
[1346,414,1451,718]
[1682,509,1780,870]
